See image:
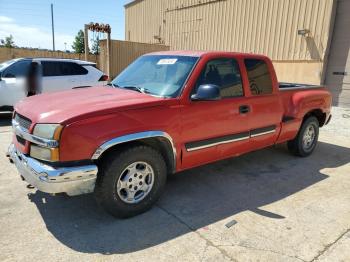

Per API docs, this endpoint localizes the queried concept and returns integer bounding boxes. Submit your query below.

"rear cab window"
[42,61,88,77]
[244,59,273,95]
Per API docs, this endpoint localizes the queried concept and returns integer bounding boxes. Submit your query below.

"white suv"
[0,58,108,110]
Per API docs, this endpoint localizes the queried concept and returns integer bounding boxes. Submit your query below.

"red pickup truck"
[8,51,332,218]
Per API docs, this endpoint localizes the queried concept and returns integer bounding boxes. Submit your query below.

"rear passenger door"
[41,61,89,92]
[243,58,283,150]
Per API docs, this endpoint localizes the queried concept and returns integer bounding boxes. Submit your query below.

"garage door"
[325,0,350,107]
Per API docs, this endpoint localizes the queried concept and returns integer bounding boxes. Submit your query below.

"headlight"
[33,124,63,140]
[31,124,62,161]
[30,145,59,161]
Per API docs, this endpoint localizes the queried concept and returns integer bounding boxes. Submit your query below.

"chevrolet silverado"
[8,51,332,218]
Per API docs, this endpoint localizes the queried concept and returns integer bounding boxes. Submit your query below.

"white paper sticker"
[157,58,177,65]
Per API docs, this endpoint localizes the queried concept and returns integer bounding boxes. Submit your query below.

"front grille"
[15,113,32,130]
[16,135,26,145]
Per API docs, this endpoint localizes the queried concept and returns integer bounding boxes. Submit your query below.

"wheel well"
[303,109,327,127]
[96,137,175,174]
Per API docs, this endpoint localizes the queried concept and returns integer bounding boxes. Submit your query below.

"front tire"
[95,145,167,218]
[287,116,319,157]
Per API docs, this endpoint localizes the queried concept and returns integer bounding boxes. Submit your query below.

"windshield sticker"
[157,59,177,65]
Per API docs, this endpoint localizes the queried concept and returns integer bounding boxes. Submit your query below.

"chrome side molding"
[186,125,277,152]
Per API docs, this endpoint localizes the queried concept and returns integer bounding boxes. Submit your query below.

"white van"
[0,58,108,110]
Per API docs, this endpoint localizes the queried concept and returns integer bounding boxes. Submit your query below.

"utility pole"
[84,24,89,61]
[51,3,55,51]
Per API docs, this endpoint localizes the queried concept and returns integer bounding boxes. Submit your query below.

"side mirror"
[191,84,221,101]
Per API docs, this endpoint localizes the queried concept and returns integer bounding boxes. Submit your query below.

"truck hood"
[15,87,165,124]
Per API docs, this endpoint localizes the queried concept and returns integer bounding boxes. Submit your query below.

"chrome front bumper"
[8,143,98,196]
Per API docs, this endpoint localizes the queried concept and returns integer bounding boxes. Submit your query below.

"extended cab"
[8,51,332,218]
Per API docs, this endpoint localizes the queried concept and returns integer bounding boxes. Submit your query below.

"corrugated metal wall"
[125,0,335,61]
[99,40,170,79]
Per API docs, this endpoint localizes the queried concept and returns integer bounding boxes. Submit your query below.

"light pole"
[64,42,67,52]
[51,3,55,51]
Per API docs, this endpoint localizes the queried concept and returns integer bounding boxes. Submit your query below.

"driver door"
[0,60,31,107]
[180,57,251,169]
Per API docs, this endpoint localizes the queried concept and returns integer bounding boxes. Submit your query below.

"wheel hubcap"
[302,124,316,150]
[116,161,154,204]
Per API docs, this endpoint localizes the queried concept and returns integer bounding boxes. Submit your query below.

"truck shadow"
[27,141,350,254]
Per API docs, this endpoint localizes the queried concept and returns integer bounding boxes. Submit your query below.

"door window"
[2,60,31,78]
[194,58,243,98]
[42,61,88,77]
[244,59,273,95]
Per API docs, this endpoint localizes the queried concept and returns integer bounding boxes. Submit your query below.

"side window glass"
[195,58,243,98]
[60,62,88,75]
[3,60,31,78]
[42,61,88,76]
[244,59,273,95]
[69,63,88,75]
[42,62,61,77]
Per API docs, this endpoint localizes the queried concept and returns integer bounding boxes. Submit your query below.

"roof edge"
[124,0,143,8]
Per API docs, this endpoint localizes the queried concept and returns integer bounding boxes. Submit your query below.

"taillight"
[99,75,109,81]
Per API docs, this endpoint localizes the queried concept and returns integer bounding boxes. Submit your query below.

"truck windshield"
[110,55,199,97]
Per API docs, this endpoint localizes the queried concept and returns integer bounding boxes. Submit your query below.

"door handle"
[239,105,250,114]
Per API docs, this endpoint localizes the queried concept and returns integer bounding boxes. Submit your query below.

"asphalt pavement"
[0,108,349,262]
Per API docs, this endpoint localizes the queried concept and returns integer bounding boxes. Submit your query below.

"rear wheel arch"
[303,109,327,127]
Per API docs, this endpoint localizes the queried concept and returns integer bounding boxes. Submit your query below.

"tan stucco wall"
[273,61,323,85]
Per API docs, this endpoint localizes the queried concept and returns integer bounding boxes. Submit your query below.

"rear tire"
[95,145,167,218]
[287,116,319,157]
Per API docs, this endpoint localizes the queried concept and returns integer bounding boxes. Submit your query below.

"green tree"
[91,35,100,55]
[71,30,85,53]
[0,35,16,48]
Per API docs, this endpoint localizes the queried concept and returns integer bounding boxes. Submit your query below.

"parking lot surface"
[0,108,349,262]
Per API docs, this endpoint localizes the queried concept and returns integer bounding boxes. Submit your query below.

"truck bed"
[279,82,324,91]
[278,82,331,124]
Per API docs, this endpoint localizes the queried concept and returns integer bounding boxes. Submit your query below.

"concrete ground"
[0,107,349,262]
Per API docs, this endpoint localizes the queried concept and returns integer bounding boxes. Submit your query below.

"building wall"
[125,0,335,85]
[99,40,170,79]
[324,0,350,107]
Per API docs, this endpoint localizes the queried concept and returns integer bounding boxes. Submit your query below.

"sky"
[0,0,131,51]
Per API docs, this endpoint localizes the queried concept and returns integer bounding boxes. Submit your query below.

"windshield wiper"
[107,83,151,95]
[107,83,119,88]
[122,86,150,94]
